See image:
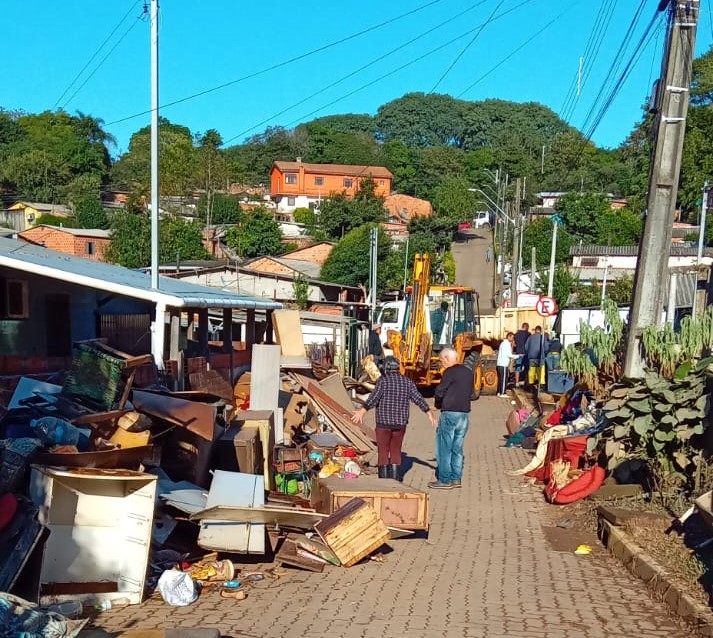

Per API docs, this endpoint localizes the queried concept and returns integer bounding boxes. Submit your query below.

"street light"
[467,188,514,223]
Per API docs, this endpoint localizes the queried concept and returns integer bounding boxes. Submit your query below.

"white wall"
[180,270,324,302]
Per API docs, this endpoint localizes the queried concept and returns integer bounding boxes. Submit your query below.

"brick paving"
[91,396,688,637]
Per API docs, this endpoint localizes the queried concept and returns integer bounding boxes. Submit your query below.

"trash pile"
[0,321,428,622]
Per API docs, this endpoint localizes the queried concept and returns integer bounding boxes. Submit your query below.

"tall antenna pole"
[150,0,160,289]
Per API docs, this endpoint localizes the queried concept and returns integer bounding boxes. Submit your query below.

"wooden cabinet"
[314,475,429,531]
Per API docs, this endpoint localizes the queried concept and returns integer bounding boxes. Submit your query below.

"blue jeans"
[436,411,470,484]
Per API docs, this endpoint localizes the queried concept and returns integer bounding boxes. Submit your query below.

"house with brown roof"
[18,225,111,261]
[8,201,72,230]
[270,160,392,217]
[281,241,335,266]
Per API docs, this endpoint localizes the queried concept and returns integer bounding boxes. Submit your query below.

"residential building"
[242,256,323,280]
[530,192,628,218]
[270,160,392,216]
[8,201,72,229]
[281,241,335,266]
[19,225,111,261]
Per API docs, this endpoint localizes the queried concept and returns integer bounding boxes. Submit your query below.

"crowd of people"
[497,322,562,397]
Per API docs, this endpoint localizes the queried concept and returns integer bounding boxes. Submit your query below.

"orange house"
[18,225,111,261]
[270,160,392,216]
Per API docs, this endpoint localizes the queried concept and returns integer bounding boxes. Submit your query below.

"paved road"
[92,397,687,637]
[452,231,497,313]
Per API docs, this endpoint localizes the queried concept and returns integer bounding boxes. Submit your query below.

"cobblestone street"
[92,396,688,637]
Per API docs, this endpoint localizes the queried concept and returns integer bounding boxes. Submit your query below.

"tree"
[431,177,477,224]
[320,224,395,292]
[74,196,109,229]
[293,273,310,310]
[195,129,227,225]
[197,193,242,225]
[160,216,209,263]
[106,210,151,268]
[223,207,284,258]
[555,192,611,243]
[595,208,642,245]
[522,218,573,269]
[36,213,77,228]
[318,177,386,239]
[552,265,576,310]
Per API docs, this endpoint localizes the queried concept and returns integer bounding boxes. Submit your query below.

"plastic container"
[30,417,81,446]
[93,597,131,611]
[46,600,83,619]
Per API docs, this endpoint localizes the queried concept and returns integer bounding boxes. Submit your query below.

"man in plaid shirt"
[352,356,436,480]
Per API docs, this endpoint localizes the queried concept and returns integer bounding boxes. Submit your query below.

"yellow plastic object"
[574,544,592,555]
[318,461,341,479]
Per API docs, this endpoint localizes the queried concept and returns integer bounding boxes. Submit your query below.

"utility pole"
[547,217,560,298]
[531,247,536,293]
[150,0,159,290]
[369,227,378,321]
[623,0,699,377]
[511,178,522,307]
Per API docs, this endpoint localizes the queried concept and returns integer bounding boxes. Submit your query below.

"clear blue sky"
[4,0,713,156]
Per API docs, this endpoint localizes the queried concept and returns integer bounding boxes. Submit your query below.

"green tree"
[595,208,642,245]
[160,216,209,263]
[318,177,386,239]
[522,218,573,268]
[555,192,611,243]
[431,177,476,224]
[195,129,227,225]
[36,213,77,228]
[197,193,242,225]
[106,210,151,268]
[293,273,310,310]
[223,207,284,258]
[74,196,109,229]
[552,264,576,310]
[608,274,634,305]
[320,224,395,292]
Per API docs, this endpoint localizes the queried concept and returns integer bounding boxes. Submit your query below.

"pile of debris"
[0,314,428,623]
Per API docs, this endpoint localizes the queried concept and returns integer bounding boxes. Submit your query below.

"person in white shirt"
[496,332,521,397]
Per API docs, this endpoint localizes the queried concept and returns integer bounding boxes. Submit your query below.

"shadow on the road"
[401,453,436,480]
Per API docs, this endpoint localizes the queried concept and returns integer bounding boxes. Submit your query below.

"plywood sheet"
[249,345,281,410]
[272,310,306,357]
[190,504,329,528]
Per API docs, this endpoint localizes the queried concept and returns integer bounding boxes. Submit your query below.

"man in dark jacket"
[428,347,474,490]
[367,323,385,368]
[513,322,529,387]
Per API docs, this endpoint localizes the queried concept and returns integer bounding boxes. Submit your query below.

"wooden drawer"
[314,475,429,531]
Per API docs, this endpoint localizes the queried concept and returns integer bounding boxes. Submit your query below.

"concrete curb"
[599,518,713,636]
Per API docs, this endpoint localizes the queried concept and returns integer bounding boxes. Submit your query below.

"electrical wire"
[222,0,535,145]
[53,0,142,108]
[457,0,581,98]
[105,0,447,127]
[428,0,505,94]
[221,0,491,146]
[61,14,144,109]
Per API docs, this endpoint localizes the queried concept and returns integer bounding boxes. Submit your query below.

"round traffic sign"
[536,295,558,317]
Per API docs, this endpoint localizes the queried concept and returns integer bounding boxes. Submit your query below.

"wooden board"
[315,475,429,531]
[275,538,325,572]
[235,410,275,490]
[314,497,390,567]
[272,310,307,358]
[189,504,329,528]
[249,344,281,410]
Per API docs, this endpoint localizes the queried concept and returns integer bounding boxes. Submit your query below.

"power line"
[53,0,142,108]
[457,1,581,98]
[62,13,144,109]
[223,0,535,145]
[428,0,506,94]
[106,0,447,127]
[221,0,491,146]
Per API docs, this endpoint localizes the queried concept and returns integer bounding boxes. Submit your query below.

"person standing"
[545,330,562,371]
[428,347,474,490]
[352,356,435,481]
[485,245,494,263]
[367,323,385,369]
[496,332,520,397]
[525,325,547,387]
[513,322,530,387]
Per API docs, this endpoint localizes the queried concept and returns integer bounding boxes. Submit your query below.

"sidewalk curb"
[599,518,713,636]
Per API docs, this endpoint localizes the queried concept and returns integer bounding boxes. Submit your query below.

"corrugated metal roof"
[674,272,696,307]
[570,243,713,257]
[0,237,282,310]
[21,225,111,239]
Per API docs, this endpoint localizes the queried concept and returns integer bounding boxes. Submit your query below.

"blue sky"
[4,0,712,156]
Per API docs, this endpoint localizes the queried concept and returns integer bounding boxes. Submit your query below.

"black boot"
[390,464,402,482]
[378,465,389,478]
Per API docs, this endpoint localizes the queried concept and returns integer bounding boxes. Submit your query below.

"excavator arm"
[402,253,431,371]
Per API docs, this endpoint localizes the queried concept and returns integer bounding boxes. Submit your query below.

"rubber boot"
[378,465,389,479]
[390,464,402,482]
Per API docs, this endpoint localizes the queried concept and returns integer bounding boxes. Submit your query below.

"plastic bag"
[30,417,81,446]
[157,569,199,606]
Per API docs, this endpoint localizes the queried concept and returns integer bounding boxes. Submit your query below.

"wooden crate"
[314,497,390,567]
[314,475,429,531]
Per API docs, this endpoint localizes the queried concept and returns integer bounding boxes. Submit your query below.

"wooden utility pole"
[623,0,699,377]
[511,178,522,307]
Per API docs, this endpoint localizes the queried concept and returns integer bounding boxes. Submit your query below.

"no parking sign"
[536,295,558,317]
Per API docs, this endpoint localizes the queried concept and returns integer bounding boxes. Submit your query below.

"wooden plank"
[189,504,330,528]
[306,383,377,445]
[272,310,307,357]
[276,538,325,572]
[314,497,390,567]
[311,402,373,453]
[318,373,354,412]
[249,344,281,410]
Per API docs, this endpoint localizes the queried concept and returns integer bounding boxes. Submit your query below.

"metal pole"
[531,246,536,292]
[150,0,159,290]
[623,0,699,377]
[666,272,678,324]
[693,181,708,317]
[547,220,558,298]
[601,254,609,305]
[512,179,522,307]
[402,236,410,293]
